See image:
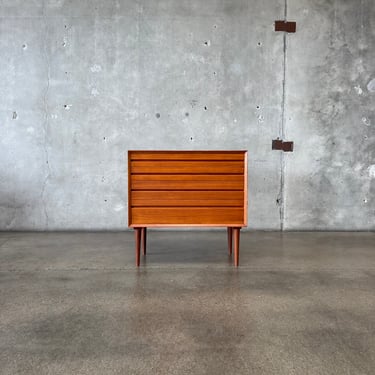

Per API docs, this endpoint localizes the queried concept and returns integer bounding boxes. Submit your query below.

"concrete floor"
[1,231,375,375]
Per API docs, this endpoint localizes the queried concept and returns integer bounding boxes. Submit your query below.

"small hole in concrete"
[185,112,189,117]
[190,137,193,141]
[22,44,27,50]
[204,106,208,111]
[256,105,260,109]
[13,111,18,120]
[155,113,161,118]
[257,42,262,46]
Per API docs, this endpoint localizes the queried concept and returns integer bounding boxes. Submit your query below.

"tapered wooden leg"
[233,227,240,267]
[135,228,142,267]
[141,227,147,255]
[227,227,233,255]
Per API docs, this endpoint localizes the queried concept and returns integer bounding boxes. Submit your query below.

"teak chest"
[128,150,248,266]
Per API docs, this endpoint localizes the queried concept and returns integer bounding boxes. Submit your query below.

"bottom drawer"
[130,207,245,226]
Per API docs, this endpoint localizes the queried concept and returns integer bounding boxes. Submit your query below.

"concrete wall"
[0,0,374,231]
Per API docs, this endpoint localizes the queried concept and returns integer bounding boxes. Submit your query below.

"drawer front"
[131,190,244,207]
[129,151,245,161]
[131,207,245,226]
[131,160,244,174]
[130,174,244,191]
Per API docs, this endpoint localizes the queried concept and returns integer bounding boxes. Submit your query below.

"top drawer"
[129,151,246,161]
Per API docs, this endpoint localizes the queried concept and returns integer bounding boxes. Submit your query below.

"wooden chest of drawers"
[128,150,248,266]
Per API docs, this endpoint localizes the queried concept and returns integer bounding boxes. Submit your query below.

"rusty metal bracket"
[272,139,294,152]
[275,20,296,33]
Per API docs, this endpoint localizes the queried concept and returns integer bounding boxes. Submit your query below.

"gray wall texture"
[0,0,374,231]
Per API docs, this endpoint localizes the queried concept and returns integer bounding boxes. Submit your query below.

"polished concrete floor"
[1,231,375,374]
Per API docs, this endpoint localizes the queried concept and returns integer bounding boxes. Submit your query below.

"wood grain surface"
[128,151,247,227]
